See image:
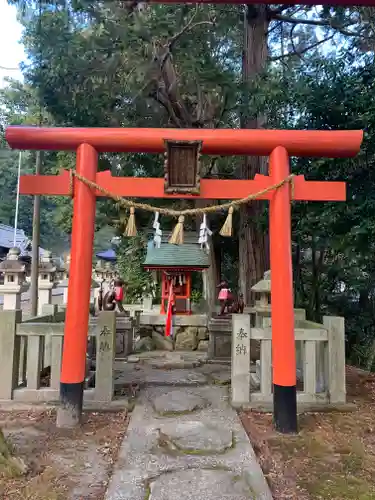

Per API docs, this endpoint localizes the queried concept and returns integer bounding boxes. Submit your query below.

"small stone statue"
[228,293,245,314]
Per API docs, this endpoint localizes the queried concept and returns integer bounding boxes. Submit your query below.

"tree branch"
[272,13,364,38]
[267,4,295,16]
[270,33,336,61]
[168,6,214,51]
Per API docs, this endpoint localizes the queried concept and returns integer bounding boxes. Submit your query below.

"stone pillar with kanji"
[38,251,57,315]
[0,247,29,310]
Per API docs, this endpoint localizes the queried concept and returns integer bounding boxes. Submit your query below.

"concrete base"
[0,398,132,413]
[12,387,96,403]
[239,401,357,413]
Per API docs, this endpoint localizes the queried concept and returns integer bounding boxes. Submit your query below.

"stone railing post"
[231,314,251,407]
[116,315,134,358]
[0,310,22,399]
[95,311,116,402]
[207,317,232,361]
[323,316,346,404]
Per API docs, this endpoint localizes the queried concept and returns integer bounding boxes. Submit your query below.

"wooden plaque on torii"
[163,139,202,195]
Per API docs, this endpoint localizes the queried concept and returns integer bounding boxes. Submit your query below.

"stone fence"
[0,309,131,404]
[230,314,346,410]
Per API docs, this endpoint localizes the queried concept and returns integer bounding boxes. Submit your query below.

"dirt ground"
[0,409,128,500]
[240,365,375,500]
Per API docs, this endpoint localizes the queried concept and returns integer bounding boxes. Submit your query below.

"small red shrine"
[143,232,210,314]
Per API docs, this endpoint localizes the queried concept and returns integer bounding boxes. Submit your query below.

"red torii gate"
[6,126,363,433]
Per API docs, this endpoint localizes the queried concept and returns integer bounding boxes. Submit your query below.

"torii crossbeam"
[6,126,363,433]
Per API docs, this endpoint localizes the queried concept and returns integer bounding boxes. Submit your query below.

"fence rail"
[0,310,132,404]
[231,314,346,409]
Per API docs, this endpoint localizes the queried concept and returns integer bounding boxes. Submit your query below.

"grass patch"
[303,473,375,499]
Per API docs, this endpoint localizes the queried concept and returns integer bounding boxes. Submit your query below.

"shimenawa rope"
[68,169,295,217]
[68,169,295,241]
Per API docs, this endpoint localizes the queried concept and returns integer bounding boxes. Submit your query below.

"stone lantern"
[104,261,114,282]
[251,270,271,307]
[59,253,70,307]
[0,247,29,310]
[38,250,57,315]
[94,260,106,283]
[90,269,100,312]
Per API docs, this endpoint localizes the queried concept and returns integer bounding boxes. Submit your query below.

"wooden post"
[231,314,251,407]
[269,147,297,433]
[57,144,98,428]
[324,316,346,403]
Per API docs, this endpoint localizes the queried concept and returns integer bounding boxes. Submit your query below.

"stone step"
[114,367,209,388]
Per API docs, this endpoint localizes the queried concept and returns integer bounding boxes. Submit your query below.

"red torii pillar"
[6,126,363,432]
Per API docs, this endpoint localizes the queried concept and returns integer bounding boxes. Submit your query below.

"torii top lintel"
[6,126,364,203]
[6,126,363,158]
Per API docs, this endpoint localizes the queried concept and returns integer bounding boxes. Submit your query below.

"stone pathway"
[106,352,272,500]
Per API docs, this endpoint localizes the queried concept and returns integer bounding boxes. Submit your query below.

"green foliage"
[4,0,375,370]
[116,233,155,303]
[191,289,203,305]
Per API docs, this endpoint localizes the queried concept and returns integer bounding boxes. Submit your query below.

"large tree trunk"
[238,5,269,304]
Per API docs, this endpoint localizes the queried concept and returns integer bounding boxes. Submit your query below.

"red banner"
[165,282,174,337]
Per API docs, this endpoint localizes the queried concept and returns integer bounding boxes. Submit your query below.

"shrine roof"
[144,241,210,269]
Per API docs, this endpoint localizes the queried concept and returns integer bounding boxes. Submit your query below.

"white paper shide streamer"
[198,214,212,251]
[153,212,162,248]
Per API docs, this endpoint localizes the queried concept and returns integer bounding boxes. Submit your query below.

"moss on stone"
[157,431,236,456]
[155,407,203,417]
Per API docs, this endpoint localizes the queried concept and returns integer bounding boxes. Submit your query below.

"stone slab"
[210,370,231,385]
[105,386,272,500]
[114,366,208,387]
[148,469,255,500]
[148,358,202,369]
[159,421,233,453]
[197,363,230,376]
[152,390,208,415]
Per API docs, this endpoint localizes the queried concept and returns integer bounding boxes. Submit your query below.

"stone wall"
[134,321,209,353]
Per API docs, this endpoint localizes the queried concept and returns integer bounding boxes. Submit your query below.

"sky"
[0,1,25,87]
